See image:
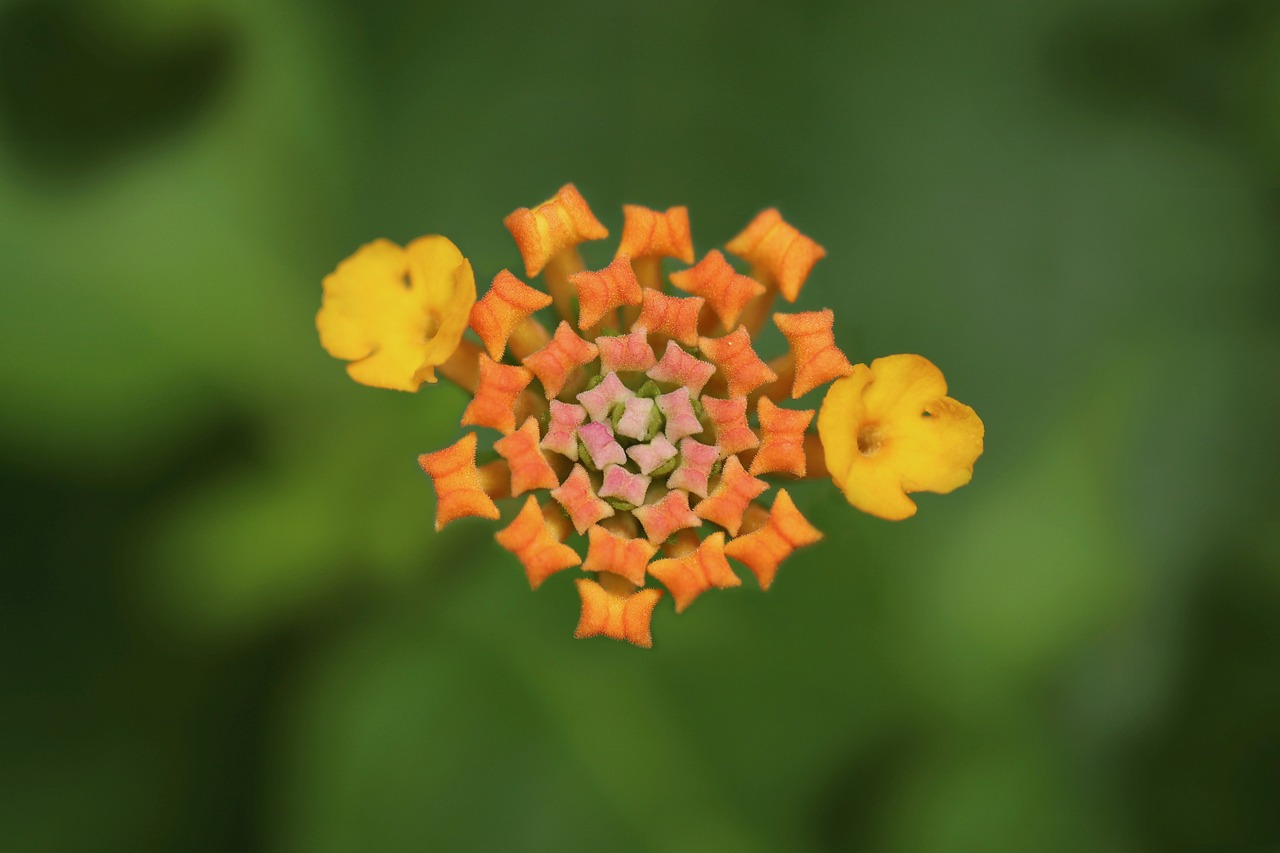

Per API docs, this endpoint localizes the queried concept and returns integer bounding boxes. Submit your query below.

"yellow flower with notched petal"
[317,236,476,390]
[818,354,984,521]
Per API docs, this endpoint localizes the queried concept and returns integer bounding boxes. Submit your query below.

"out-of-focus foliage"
[2,0,1278,850]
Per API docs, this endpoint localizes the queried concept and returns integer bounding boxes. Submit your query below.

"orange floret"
[699,395,759,457]
[596,327,657,373]
[773,310,854,398]
[493,417,560,496]
[647,532,740,613]
[573,575,664,648]
[503,183,609,278]
[495,496,582,590]
[698,326,778,398]
[725,209,826,302]
[584,525,657,586]
[522,321,599,399]
[750,397,815,477]
[669,250,765,331]
[693,455,769,536]
[569,254,643,330]
[631,489,702,545]
[550,464,614,534]
[635,289,705,347]
[417,433,501,531]
[615,205,695,265]
[724,489,822,589]
[469,269,553,361]
[460,354,533,435]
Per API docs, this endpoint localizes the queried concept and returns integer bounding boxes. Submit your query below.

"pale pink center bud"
[656,386,702,443]
[666,437,719,498]
[615,395,656,441]
[576,372,634,423]
[598,464,652,507]
[541,400,587,460]
[578,420,627,469]
[626,434,678,475]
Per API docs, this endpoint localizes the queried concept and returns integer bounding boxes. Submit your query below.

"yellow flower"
[817,354,984,521]
[317,236,476,390]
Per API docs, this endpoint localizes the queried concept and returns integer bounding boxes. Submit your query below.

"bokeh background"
[3,0,1279,850]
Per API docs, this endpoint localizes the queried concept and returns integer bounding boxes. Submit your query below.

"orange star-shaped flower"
[648,532,740,613]
[469,269,553,361]
[417,433,501,531]
[635,289,704,347]
[700,395,758,458]
[504,183,609,278]
[693,455,769,536]
[522,321,599,399]
[698,326,778,398]
[583,525,657,586]
[724,489,822,590]
[495,496,582,589]
[669,250,765,331]
[573,575,664,648]
[750,397,814,477]
[725,209,826,302]
[493,417,560,497]
[569,255,643,330]
[774,310,853,398]
[550,464,614,534]
[632,489,702,545]
[460,355,534,435]
[615,204,695,265]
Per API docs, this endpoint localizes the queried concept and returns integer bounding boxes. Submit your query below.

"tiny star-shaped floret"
[750,397,815,477]
[573,576,663,648]
[724,489,823,589]
[493,417,560,496]
[614,396,658,441]
[522,321,599,399]
[668,249,765,331]
[577,372,634,423]
[615,204,695,264]
[725,209,826,302]
[460,354,533,435]
[504,183,609,278]
[596,326,657,373]
[698,326,777,398]
[495,496,581,589]
[469,269,553,361]
[647,340,716,395]
[584,525,657,586]
[578,421,627,469]
[693,455,768,536]
[655,386,703,443]
[635,289,704,347]
[700,395,759,457]
[541,400,587,460]
[648,532,740,613]
[666,437,719,498]
[550,464,615,534]
[417,432,501,531]
[632,489,702,545]
[598,464,652,507]
[774,310,854,398]
[626,434,678,475]
[569,254,643,330]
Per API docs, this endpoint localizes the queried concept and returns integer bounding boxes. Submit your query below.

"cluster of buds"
[318,184,984,648]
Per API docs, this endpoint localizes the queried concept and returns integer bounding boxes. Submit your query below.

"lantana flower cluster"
[317,184,984,648]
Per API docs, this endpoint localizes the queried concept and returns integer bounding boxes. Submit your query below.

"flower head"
[319,184,984,648]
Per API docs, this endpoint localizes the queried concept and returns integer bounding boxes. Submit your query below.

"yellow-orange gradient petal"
[460,355,534,435]
[573,576,663,648]
[569,255,643,330]
[750,397,814,477]
[648,532,740,613]
[522,321,599,399]
[584,525,657,586]
[725,209,826,302]
[493,417,560,496]
[636,290,704,347]
[495,496,582,589]
[817,354,984,520]
[417,433,501,531]
[698,326,778,398]
[724,489,822,590]
[774,309,853,398]
[615,205,695,264]
[469,269,553,361]
[503,183,609,278]
[318,236,476,390]
[694,456,769,536]
[669,250,765,331]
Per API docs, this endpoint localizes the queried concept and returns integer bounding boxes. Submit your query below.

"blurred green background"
[3,0,1279,850]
